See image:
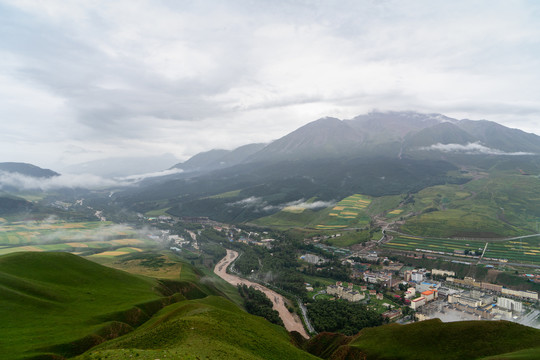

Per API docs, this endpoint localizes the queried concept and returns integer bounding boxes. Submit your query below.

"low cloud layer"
[0,167,185,191]
[281,199,335,211]
[36,221,134,243]
[229,197,334,213]
[230,196,263,207]
[420,142,535,156]
[117,168,183,181]
[0,171,127,191]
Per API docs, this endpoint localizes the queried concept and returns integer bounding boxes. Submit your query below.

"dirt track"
[214,249,309,338]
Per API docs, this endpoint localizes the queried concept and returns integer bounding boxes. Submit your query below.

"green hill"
[349,319,540,360]
[0,251,316,360]
[0,252,166,359]
[5,252,540,360]
[304,319,540,360]
[76,296,319,360]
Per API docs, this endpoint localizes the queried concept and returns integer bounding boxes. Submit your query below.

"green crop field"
[0,219,156,257]
[383,234,540,264]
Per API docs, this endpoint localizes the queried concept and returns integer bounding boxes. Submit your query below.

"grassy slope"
[76,296,319,360]
[90,250,242,304]
[481,347,540,360]
[1,251,306,360]
[0,252,162,359]
[402,174,540,237]
[253,172,540,239]
[347,319,540,360]
[253,207,332,229]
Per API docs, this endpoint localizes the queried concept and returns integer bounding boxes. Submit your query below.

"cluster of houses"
[325,281,389,303]
[403,271,538,322]
[326,282,365,302]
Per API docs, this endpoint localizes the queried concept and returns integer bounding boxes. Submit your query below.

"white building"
[410,296,426,310]
[431,269,456,277]
[497,297,523,312]
[411,270,424,283]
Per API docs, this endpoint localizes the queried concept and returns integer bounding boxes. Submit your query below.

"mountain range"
[168,111,540,173]
[112,111,540,223]
[2,111,540,228]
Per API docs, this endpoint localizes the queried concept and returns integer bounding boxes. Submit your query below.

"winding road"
[214,249,309,338]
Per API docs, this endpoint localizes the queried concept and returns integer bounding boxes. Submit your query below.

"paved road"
[297,298,316,334]
[312,289,326,300]
[214,249,309,338]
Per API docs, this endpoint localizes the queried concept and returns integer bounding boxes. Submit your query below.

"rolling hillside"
[4,251,540,359]
[0,252,163,359]
[76,296,319,360]
[313,319,540,360]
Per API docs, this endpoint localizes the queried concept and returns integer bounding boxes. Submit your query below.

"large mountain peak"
[247,116,363,161]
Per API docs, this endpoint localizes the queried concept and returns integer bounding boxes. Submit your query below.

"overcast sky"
[1,0,540,170]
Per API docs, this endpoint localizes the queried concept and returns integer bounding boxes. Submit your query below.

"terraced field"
[316,194,372,230]
[0,220,155,256]
[383,234,540,264]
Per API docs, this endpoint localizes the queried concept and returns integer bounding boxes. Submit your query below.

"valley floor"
[214,249,309,338]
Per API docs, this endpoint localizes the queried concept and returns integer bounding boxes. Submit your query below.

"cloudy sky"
[1,0,540,170]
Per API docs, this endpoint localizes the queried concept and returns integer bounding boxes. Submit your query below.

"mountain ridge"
[173,111,540,173]
[0,162,59,178]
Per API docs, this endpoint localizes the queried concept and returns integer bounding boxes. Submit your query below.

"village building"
[497,297,523,312]
[421,290,438,302]
[326,282,365,302]
[410,296,426,310]
[431,269,456,277]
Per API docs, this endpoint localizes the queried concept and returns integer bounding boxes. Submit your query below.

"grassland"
[0,252,163,359]
[76,296,318,360]
[253,207,331,229]
[144,207,171,217]
[482,346,540,359]
[346,319,540,360]
[324,230,375,247]
[399,174,540,238]
[0,251,266,360]
[207,189,242,199]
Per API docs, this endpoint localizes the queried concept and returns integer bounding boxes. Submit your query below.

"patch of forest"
[237,284,283,326]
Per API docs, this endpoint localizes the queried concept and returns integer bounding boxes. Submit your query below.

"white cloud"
[281,199,335,211]
[420,142,535,156]
[235,196,335,212]
[1,1,540,168]
[118,168,183,181]
[0,171,127,191]
[230,197,263,207]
